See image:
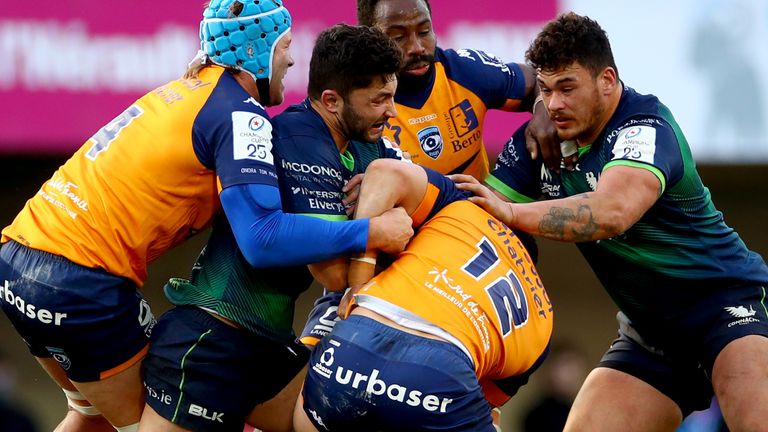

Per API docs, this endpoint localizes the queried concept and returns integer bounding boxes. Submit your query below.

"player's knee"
[367,158,405,180]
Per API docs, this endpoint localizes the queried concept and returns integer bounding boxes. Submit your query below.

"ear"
[599,67,618,95]
[320,89,343,114]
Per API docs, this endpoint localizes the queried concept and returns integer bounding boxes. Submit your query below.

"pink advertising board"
[0,1,556,155]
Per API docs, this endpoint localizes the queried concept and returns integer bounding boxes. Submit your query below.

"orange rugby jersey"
[356,200,552,380]
[2,66,280,286]
[383,47,529,179]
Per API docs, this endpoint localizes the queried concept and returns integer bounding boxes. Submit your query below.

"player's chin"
[368,124,386,141]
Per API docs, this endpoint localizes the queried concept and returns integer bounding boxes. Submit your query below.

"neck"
[578,81,623,146]
[232,70,261,100]
[310,98,349,153]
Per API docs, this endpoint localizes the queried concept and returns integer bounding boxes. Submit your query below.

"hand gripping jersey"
[272,99,408,219]
[356,197,553,382]
[489,85,768,334]
[1,66,279,286]
[383,47,528,179]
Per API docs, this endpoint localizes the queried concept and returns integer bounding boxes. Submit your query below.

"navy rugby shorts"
[601,281,768,417]
[0,240,154,382]
[143,306,309,432]
[302,315,496,432]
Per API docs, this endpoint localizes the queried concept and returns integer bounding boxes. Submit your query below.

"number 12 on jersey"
[462,237,531,337]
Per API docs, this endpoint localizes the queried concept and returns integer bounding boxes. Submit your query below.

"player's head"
[526,12,620,142]
[357,0,436,88]
[194,0,294,106]
[308,24,402,143]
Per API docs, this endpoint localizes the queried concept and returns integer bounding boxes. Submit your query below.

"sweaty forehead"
[374,0,431,28]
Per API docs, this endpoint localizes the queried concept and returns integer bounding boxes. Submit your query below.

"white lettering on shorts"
[311,340,454,413]
[189,403,224,423]
[144,382,174,406]
[1,280,68,325]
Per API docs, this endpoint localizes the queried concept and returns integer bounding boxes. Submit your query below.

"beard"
[339,104,376,144]
[397,53,436,93]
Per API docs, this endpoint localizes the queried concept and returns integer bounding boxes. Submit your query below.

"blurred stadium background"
[1,1,766,430]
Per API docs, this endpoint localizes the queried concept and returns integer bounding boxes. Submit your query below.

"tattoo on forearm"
[539,204,600,241]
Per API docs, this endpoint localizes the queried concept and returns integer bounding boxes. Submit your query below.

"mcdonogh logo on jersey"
[418,126,444,159]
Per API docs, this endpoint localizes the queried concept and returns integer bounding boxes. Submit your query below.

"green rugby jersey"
[165,213,312,343]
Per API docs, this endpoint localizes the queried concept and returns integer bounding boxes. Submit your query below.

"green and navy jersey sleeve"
[272,101,349,220]
[192,71,279,188]
[600,94,685,194]
[487,121,544,203]
[441,47,527,110]
[592,88,768,282]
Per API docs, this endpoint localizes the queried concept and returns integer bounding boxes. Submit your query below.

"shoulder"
[273,101,328,139]
[439,47,514,77]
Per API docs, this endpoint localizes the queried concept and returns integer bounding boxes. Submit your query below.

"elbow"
[240,245,272,268]
[599,207,636,238]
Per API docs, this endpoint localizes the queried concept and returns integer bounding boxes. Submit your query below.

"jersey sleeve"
[486,122,542,203]
[193,95,280,189]
[602,117,685,193]
[443,48,527,111]
[410,167,471,227]
[273,133,348,220]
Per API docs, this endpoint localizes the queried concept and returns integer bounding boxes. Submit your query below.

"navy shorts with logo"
[600,283,768,416]
[302,315,495,432]
[0,240,154,382]
[143,305,310,432]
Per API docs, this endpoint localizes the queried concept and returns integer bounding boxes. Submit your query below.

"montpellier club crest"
[418,126,444,159]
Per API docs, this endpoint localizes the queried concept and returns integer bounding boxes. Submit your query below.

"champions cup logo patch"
[249,115,266,131]
[418,126,444,160]
[449,100,478,138]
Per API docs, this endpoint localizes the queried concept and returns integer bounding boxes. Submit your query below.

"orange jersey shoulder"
[358,201,552,379]
[1,68,230,285]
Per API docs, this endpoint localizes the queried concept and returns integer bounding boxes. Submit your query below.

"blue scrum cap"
[200,0,291,81]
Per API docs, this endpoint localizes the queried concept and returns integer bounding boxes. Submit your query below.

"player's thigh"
[72,359,146,427]
[565,367,681,432]
[292,392,320,432]
[712,334,768,432]
[143,306,309,432]
[138,404,191,432]
[38,356,116,432]
[246,365,307,432]
[1,241,153,426]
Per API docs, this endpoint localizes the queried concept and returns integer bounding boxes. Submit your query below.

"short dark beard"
[339,102,371,143]
[397,54,436,93]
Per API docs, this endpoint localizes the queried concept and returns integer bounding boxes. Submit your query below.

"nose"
[403,33,426,57]
[547,92,565,112]
[386,99,398,119]
[287,53,295,68]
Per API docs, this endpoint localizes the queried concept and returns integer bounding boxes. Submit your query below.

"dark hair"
[357,0,432,27]
[308,24,402,100]
[526,12,618,79]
